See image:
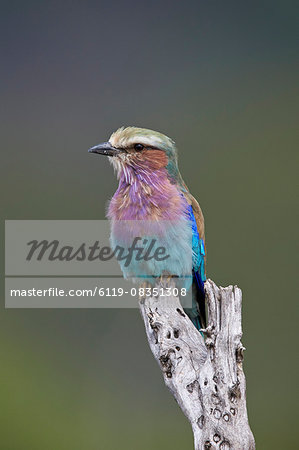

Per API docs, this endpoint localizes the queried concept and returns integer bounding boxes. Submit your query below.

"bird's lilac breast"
[107,177,193,284]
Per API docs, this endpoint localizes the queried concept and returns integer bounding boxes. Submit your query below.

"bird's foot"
[159,273,176,288]
[138,281,153,301]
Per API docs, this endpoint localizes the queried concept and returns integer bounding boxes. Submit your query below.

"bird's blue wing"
[186,204,206,281]
[183,204,206,330]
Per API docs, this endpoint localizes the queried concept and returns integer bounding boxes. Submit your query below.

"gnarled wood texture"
[139,279,255,450]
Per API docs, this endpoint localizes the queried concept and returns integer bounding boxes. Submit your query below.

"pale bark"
[139,279,255,450]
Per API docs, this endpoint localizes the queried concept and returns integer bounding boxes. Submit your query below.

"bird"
[88,126,206,330]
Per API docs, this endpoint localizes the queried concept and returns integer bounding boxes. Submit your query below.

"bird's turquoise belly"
[110,218,193,287]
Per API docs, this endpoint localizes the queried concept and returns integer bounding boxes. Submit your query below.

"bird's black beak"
[88,142,124,157]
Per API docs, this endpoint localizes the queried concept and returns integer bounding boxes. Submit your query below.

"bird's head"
[88,126,181,183]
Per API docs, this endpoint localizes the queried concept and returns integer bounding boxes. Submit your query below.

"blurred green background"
[1,1,298,448]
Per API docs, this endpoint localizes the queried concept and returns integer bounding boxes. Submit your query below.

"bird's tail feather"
[182,270,206,331]
[191,315,202,331]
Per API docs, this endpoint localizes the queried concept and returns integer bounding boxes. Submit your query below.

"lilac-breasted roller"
[89,127,206,329]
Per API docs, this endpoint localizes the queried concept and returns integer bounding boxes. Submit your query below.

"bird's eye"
[134,143,144,151]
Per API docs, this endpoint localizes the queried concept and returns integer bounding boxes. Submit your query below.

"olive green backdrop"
[1,1,298,449]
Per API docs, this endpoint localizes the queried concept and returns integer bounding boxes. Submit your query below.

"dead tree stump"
[139,279,255,450]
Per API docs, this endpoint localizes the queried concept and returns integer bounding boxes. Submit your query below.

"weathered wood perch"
[139,279,255,450]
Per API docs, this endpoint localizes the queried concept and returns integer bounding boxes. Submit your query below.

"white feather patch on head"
[109,126,176,152]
